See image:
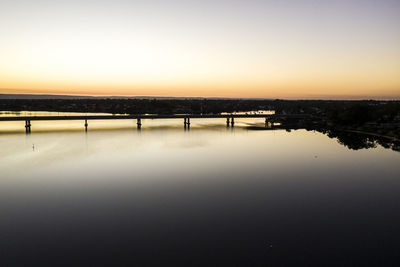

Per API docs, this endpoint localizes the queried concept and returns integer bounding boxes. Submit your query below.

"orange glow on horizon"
[1,0,399,99]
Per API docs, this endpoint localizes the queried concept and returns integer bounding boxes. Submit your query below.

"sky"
[0,0,399,99]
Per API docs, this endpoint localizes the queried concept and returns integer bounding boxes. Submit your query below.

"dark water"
[0,118,399,266]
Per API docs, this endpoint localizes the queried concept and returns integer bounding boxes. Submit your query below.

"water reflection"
[245,125,400,153]
[0,112,399,266]
[1,111,399,153]
[316,128,400,152]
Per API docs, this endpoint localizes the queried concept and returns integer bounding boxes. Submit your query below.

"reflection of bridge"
[0,114,311,133]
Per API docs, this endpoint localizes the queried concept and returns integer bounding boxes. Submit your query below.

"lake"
[0,113,399,266]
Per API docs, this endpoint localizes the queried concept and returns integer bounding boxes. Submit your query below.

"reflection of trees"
[376,139,400,152]
[315,128,399,152]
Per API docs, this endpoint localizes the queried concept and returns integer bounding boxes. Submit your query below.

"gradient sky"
[0,0,399,99]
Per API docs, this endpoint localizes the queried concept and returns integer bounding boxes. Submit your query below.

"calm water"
[0,113,399,266]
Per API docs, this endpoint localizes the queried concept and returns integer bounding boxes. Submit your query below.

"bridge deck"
[0,114,310,121]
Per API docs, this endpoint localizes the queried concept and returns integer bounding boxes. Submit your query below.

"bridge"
[0,114,311,133]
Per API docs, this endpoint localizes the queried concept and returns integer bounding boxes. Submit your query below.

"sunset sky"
[0,0,399,99]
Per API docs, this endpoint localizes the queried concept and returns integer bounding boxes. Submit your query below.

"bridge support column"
[265,117,271,128]
[231,117,234,127]
[265,117,274,128]
[84,119,88,131]
[226,117,230,127]
[137,118,142,130]
[25,120,31,134]
[184,117,190,129]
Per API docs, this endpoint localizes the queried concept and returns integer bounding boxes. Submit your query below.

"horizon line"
[1,92,400,101]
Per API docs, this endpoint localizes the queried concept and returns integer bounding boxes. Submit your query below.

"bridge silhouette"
[0,114,311,133]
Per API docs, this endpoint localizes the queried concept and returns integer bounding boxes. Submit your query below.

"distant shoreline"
[344,129,400,142]
[0,93,399,101]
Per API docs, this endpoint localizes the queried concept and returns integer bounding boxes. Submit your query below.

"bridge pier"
[231,117,234,127]
[137,118,142,130]
[265,117,274,128]
[84,119,88,131]
[226,117,230,127]
[184,117,190,129]
[25,120,31,134]
[184,117,191,125]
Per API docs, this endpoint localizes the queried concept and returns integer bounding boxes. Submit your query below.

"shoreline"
[343,129,400,142]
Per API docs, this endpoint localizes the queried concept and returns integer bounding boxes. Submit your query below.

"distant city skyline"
[1,0,399,99]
